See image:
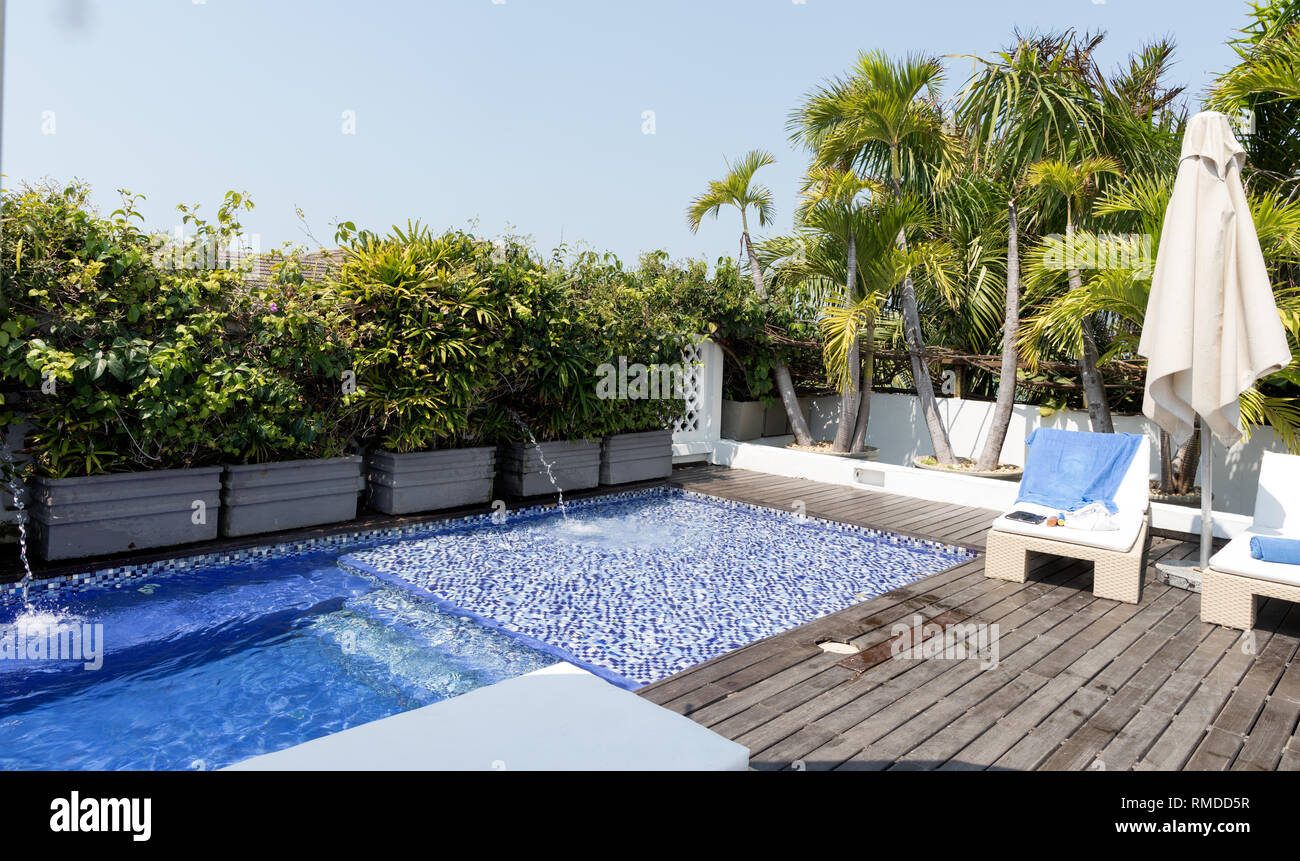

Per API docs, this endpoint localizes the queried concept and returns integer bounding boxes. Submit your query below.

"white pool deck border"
[227,663,749,771]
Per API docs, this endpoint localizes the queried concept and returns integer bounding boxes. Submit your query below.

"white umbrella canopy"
[1139,110,1292,569]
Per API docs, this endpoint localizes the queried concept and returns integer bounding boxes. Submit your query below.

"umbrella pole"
[1200,431,1213,571]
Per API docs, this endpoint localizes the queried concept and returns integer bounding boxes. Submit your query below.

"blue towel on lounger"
[1014,429,1143,515]
[1250,536,1300,565]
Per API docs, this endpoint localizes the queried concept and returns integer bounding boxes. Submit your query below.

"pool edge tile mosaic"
[1,487,671,605]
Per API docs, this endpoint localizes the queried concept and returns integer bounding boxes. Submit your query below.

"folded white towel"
[1066,502,1120,531]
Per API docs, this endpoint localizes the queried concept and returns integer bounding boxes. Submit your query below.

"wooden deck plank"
[1015,616,1230,772]
[702,570,1039,744]
[785,567,1108,768]
[1012,596,1209,771]
[700,561,1043,739]
[897,584,1190,770]
[860,569,1181,769]
[644,464,1300,770]
[1232,613,1300,771]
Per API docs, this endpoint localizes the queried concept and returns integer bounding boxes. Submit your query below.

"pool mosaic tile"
[339,489,975,688]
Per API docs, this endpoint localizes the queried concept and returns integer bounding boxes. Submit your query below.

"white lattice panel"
[672,339,722,455]
[672,341,704,439]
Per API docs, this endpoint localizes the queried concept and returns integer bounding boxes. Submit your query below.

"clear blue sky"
[3,0,1245,264]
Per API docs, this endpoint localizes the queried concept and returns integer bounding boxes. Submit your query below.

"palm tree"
[1208,0,1300,199]
[953,32,1109,467]
[759,211,883,440]
[790,51,961,463]
[1020,171,1300,475]
[1023,155,1123,432]
[761,192,955,456]
[688,150,815,445]
[795,167,881,451]
[979,195,1020,471]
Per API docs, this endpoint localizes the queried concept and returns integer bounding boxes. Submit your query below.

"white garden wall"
[789,391,1284,518]
[864,392,1282,516]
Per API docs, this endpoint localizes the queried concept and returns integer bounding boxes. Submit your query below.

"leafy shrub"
[565,250,694,437]
[493,245,607,442]
[0,183,356,478]
[0,182,829,482]
[618,253,824,402]
[333,223,525,451]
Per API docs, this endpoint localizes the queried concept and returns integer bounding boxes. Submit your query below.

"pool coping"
[225,662,751,771]
[3,485,975,609]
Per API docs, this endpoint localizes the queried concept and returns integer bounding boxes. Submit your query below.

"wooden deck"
[641,464,1300,771]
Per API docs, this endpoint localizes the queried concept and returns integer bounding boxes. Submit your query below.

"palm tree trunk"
[891,178,955,464]
[1175,420,1201,495]
[899,269,955,463]
[773,364,811,446]
[1159,429,1174,494]
[849,321,874,451]
[744,232,813,445]
[976,199,1020,472]
[832,340,859,452]
[1077,309,1113,433]
[741,229,767,300]
[832,225,859,452]
[1065,224,1113,432]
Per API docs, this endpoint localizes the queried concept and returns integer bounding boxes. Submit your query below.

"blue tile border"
[1,486,975,607]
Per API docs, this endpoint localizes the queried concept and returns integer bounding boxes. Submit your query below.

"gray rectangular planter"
[808,395,843,443]
[600,429,673,485]
[365,447,496,515]
[220,456,364,538]
[499,440,600,497]
[762,397,811,437]
[721,399,764,441]
[28,467,222,560]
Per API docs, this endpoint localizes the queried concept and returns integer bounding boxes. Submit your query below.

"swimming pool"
[0,487,972,770]
[0,553,555,770]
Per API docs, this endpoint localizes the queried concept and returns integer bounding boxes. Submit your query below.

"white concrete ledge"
[226,663,749,771]
[708,438,1251,540]
[672,440,714,464]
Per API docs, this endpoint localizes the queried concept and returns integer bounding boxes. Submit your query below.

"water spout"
[0,437,35,603]
[503,409,569,519]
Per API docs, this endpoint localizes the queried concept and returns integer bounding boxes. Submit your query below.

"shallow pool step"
[302,587,555,702]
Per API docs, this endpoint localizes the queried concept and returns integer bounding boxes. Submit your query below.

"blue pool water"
[342,489,975,687]
[0,488,972,770]
[0,553,556,770]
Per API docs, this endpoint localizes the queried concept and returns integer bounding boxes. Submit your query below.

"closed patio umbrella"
[1139,110,1292,572]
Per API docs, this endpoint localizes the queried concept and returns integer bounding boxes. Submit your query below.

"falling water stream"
[0,438,35,603]
[503,409,569,520]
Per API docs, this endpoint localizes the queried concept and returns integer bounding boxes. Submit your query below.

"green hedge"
[1,182,780,477]
[1,183,357,478]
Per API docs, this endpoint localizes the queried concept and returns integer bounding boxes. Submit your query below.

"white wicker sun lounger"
[1202,451,1300,630]
[985,436,1152,604]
